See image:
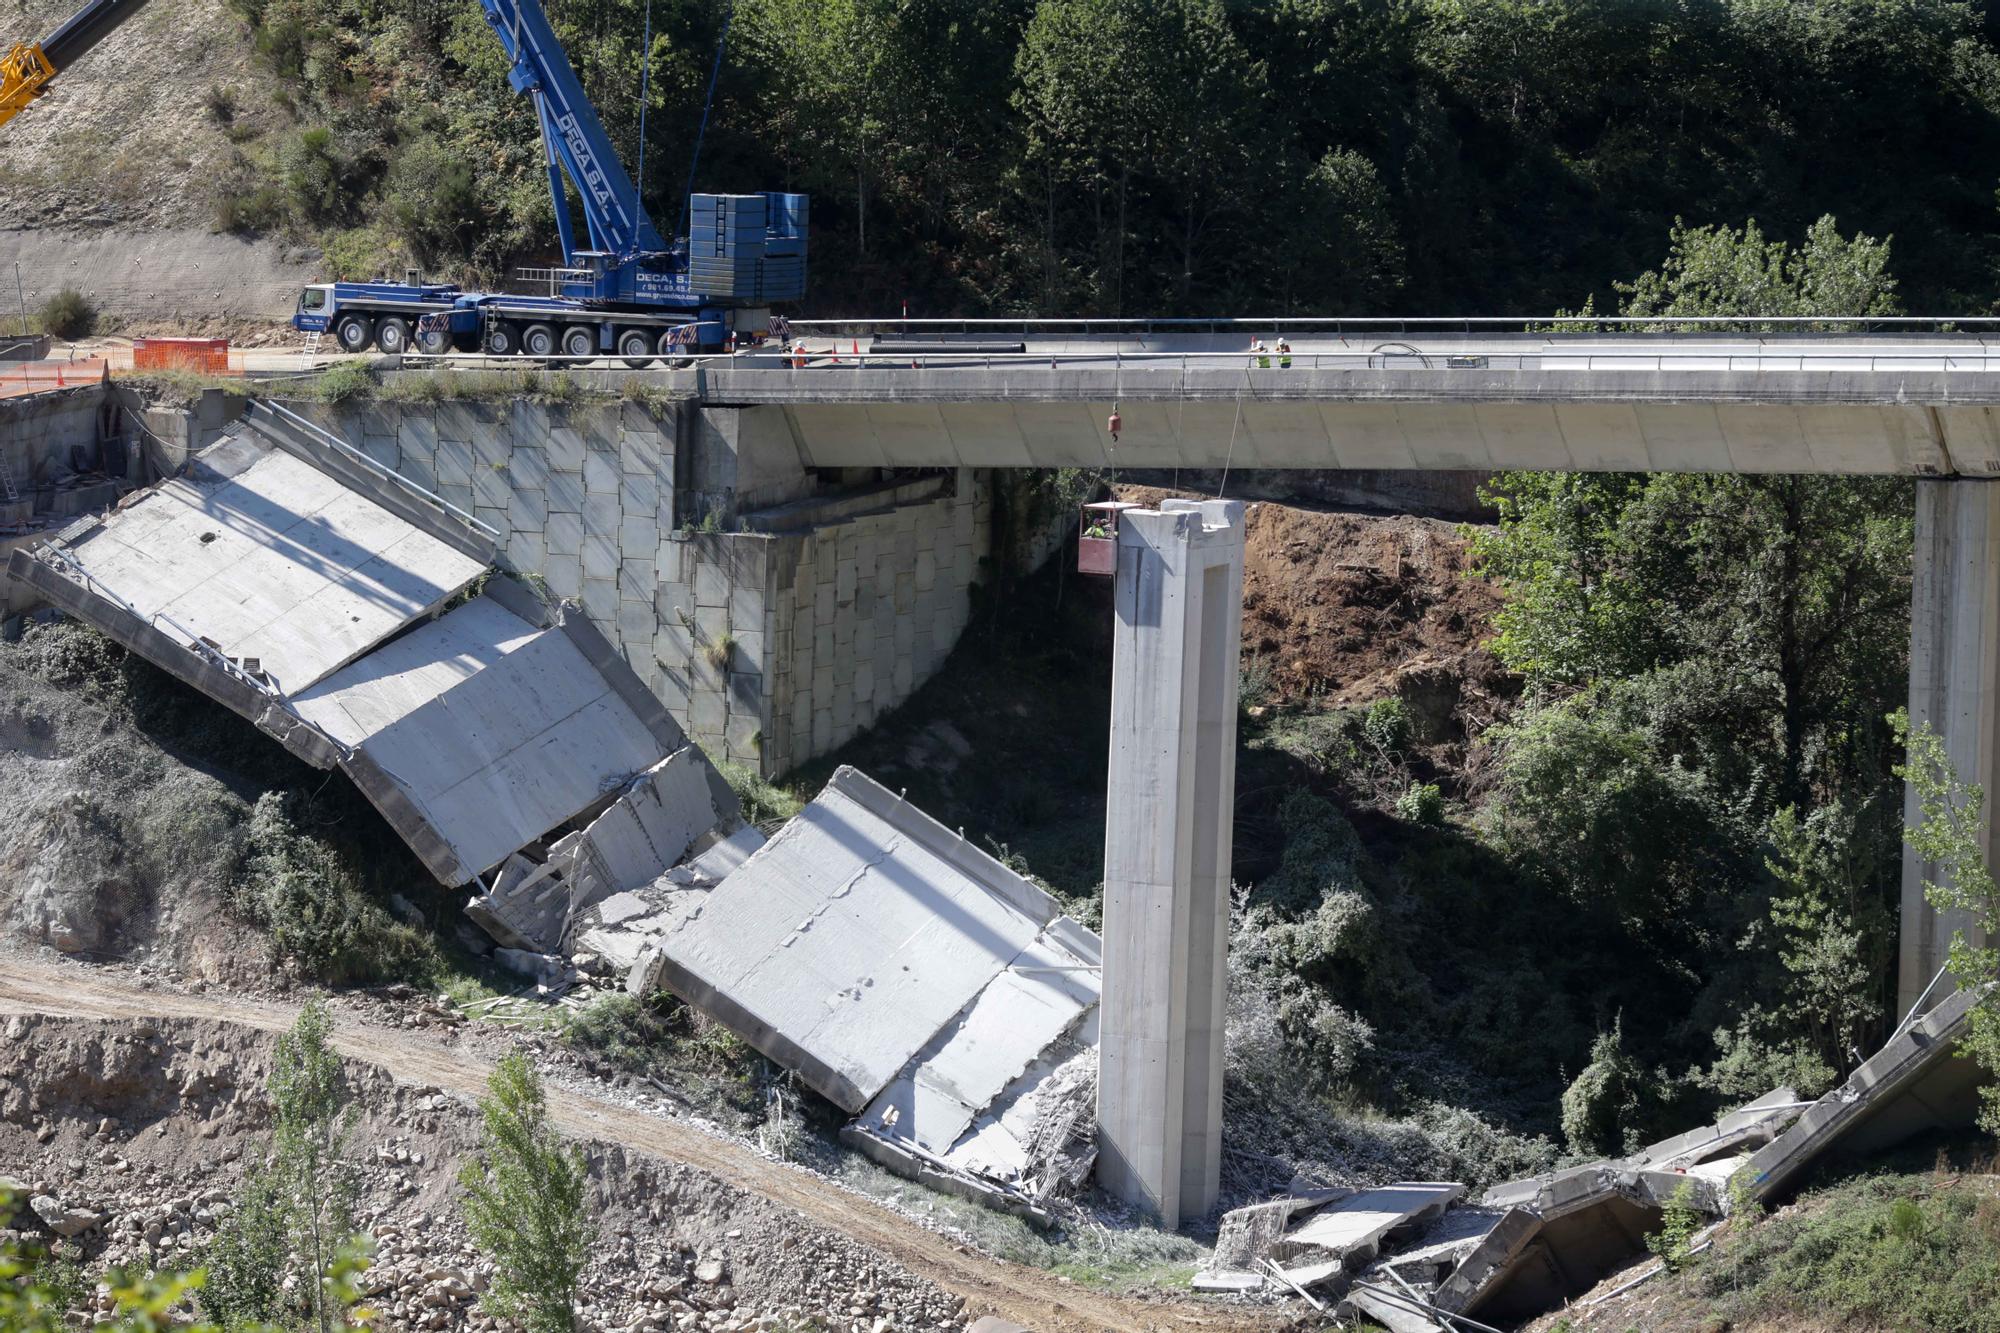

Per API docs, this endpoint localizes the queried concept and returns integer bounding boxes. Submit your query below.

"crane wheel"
[374,317,412,354]
[484,324,521,356]
[414,325,451,356]
[334,315,374,354]
[561,325,596,361]
[617,329,654,369]
[522,323,559,361]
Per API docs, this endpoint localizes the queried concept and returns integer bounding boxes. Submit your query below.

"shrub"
[1238,653,1274,713]
[38,287,94,340]
[230,791,435,984]
[1561,1020,1647,1155]
[202,82,237,124]
[1362,696,1411,752]
[460,1051,592,1333]
[280,128,352,226]
[308,361,375,403]
[719,761,802,827]
[1647,1179,1705,1273]
[1395,781,1445,825]
[320,225,405,283]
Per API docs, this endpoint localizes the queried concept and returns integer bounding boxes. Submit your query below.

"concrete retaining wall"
[287,397,996,776]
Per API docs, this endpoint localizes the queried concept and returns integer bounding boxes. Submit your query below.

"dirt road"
[0,954,1291,1333]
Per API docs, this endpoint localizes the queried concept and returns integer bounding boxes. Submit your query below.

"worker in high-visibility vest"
[1253,338,1270,369]
[1277,338,1293,369]
[793,341,808,370]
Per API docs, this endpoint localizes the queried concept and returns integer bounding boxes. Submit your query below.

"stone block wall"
[669,472,992,774]
[293,397,995,777]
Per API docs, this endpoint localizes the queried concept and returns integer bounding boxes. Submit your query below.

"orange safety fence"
[132,337,231,373]
[0,357,110,400]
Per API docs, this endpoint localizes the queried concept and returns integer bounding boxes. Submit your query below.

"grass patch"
[718,761,806,827]
[1689,1143,2000,1332]
[563,991,766,1120]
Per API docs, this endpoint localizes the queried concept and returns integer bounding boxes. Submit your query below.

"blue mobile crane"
[285,0,807,363]
[5,0,803,363]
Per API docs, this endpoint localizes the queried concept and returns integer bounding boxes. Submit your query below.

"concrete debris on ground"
[620,765,1104,1217]
[8,412,742,938]
[1193,1180,1462,1295]
[1207,985,1994,1329]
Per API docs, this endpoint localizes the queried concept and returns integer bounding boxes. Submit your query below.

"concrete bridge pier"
[1096,499,1245,1228]
[1900,479,2000,1016]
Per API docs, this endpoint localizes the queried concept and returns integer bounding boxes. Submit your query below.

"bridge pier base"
[1900,478,2000,1016]
[1096,499,1245,1229]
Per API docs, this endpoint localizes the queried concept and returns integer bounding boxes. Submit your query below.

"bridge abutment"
[1900,478,2000,1014]
[283,396,1010,778]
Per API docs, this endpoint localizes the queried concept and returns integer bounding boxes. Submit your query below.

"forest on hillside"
[219,0,2000,315]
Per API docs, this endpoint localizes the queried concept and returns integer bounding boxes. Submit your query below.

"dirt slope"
[1117,485,1514,726]
[0,0,267,230]
[0,951,1295,1333]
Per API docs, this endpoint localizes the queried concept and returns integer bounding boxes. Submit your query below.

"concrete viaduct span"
[674,319,2000,1016]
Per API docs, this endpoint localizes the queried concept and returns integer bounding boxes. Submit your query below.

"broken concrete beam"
[1276,1182,1464,1266]
[1458,1193,1661,1324]
[1428,1207,1538,1315]
[1745,982,1990,1204]
[1214,1192,1353,1265]
[1625,1084,1803,1171]
[1196,1190,1355,1289]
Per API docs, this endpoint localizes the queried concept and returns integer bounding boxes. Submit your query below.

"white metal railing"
[511,267,595,297]
[250,399,498,542]
[374,345,2000,376]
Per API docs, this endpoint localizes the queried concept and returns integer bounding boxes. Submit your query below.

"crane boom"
[1,0,149,129]
[478,0,668,262]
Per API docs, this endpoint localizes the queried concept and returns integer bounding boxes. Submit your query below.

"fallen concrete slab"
[28,424,490,692]
[1745,983,1990,1203]
[11,413,737,900]
[637,765,1104,1216]
[645,765,1097,1112]
[1276,1182,1464,1268]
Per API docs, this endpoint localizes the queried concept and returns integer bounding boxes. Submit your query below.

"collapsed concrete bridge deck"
[7,401,739,927]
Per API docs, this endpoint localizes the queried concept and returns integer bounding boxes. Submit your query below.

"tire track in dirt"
[0,955,1290,1333]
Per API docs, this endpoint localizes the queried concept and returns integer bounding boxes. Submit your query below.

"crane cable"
[635,0,652,206]
[680,1,735,237]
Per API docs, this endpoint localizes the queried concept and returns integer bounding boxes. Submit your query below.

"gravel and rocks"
[0,1013,971,1332]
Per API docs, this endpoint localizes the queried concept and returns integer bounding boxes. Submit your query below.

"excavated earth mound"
[0,1013,972,1332]
[1117,486,1516,735]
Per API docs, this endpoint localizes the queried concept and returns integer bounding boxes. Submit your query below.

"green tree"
[1477,216,1914,1081]
[200,1159,290,1327]
[1014,0,1270,310]
[1895,712,2000,1134]
[1560,1019,1647,1155]
[268,997,363,1333]
[1618,215,1898,330]
[460,1050,593,1333]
